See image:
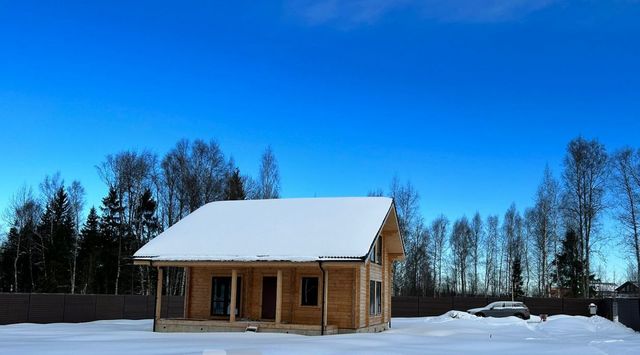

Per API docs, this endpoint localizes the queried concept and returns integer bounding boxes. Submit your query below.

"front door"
[261,276,277,320]
[211,276,241,317]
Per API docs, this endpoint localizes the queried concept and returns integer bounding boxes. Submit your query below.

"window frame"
[300,276,320,307]
[369,280,383,316]
[210,275,242,317]
[369,235,383,265]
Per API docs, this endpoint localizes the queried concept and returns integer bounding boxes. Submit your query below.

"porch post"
[323,269,329,329]
[154,267,163,329]
[275,269,283,324]
[230,269,238,322]
[183,267,190,318]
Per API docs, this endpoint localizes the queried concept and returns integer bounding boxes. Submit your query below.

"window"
[369,280,382,316]
[369,236,383,265]
[211,276,241,317]
[369,281,375,315]
[376,281,382,315]
[301,277,319,306]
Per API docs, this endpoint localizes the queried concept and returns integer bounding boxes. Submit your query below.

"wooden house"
[616,281,640,298]
[133,197,404,335]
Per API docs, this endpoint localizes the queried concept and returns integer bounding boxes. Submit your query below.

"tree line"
[1,136,639,300]
[0,139,281,295]
[382,136,640,299]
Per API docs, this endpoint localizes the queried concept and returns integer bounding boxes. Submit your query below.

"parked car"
[467,301,530,319]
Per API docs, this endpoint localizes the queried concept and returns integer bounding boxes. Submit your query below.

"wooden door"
[261,276,277,320]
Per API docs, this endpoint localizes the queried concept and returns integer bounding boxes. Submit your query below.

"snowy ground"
[1,312,638,354]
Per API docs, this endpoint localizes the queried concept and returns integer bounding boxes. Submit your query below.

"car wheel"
[476,313,485,317]
[515,314,524,319]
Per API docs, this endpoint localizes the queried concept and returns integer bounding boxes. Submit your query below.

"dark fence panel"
[166,295,185,318]
[28,294,65,323]
[617,298,640,331]
[419,297,453,316]
[392,296,613,319]
[0,293,185,325]
[123,295,149,319]
[95,295,126,320]
[0,294,29,324]
[64,295,97,323]
[391,296,419,317]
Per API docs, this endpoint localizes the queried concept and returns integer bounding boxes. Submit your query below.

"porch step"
[245,325,258,333]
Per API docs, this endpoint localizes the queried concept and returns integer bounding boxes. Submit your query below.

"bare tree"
[67,181,85,294]
[562,137,608,298]
[501,204,519,296]
[258,146,281,199]
[98,150,158,294]
[2,186,42,292]
[483,215,499,295]
[527,166,560,296]
[470,212,483,295]
[389,177,421,295]
[611,148,640,286]
[451,217,472,295]
[430,215,449,296]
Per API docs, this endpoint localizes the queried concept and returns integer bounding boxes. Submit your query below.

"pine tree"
[77,207,102,294]
[37,187,75,292]
[225,168,246,200]
[553,229,597,297]
[99,187,125,294]
[511,253,524,298]
[0,227,21,292]
[132,188,159,294]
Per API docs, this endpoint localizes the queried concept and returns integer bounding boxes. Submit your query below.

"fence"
[0,293,184,325]
[617,298,640,331]
[1,294,635,331]
[391,296,614,319]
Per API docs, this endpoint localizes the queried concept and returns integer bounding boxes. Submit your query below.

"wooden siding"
[182,229,398,331]
[327,268,355,329]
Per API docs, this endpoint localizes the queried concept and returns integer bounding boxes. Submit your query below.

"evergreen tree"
[99,187,125,294]
[76,207,103,293]
[225,168,246,200]
[132,188,159,294]
[0,227,21,292]
[37,187,75,292]
[511,253,524,298]
[553,229,597,297]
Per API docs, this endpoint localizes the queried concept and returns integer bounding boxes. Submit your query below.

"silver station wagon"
[467,301,531,319]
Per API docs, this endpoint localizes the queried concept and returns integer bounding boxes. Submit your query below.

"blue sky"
[1,1,640,276]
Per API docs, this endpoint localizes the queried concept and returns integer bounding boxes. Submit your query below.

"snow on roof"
[133,197,394,262]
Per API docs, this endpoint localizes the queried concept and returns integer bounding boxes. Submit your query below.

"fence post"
[93,295,98,322]
[62,294,67,322]
[27,294,32,323]
[417,296,420,317]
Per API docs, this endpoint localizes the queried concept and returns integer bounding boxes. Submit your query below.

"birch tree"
[431,215,448,296]
[483,215,500,295]
[68,181,85,294]
[470,212,483,295]
[527,166,560,296]
[611,148,640,286]
[258,146,281,199]
[562,137,608,298]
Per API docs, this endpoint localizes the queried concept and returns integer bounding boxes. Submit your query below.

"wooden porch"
[154,318,338,335]
[153,264,340,335]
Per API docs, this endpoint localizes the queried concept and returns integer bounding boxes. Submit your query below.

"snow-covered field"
[1,312,638,354]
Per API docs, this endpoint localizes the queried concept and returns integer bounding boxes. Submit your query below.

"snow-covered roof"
[133,197,398,263]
